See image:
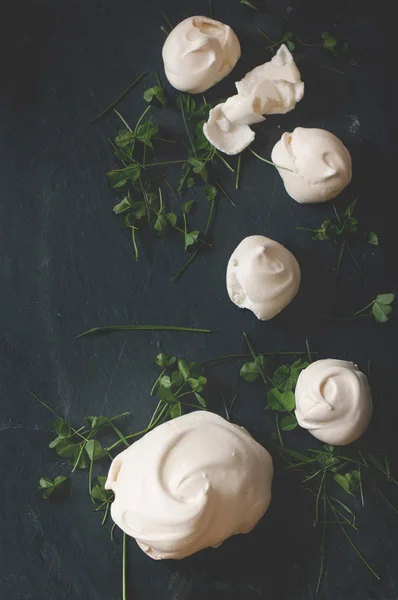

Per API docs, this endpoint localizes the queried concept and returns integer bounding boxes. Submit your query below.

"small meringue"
[226,235,301,320]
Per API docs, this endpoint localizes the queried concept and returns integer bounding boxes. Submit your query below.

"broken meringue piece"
[204,103,256,155]
[236,44,304,114]
[226,235,301,320]
[162,16,241,94]
[203,44,304,154]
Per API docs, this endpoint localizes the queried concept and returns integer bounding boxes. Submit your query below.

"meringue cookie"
[295,359,373,445]
[162,16,241,94]
[105,411,273,560]
[271,127,352,203]
[226,235,301,320]
[203,45,304,155]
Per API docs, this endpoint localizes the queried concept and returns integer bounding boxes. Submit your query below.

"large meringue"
[271,127,352,203]
[203,45,304,155]
[295,359,373,445]
[105,411,273,560]
[162,16,241,94]
[226,235,301,320]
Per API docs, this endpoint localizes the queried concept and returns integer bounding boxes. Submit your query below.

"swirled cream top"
[271,127,352,203]
[295,359,373,445]
[226,235,301,320]
[105,411,273,560]
[162,16,241,94]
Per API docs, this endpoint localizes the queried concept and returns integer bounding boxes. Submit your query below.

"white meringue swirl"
[271,127,352,203]
[105,411,273,560]
[226,235,301,320]
[295,359,373,445]
[162,16,241,94]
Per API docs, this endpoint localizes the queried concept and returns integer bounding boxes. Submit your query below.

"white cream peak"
[203,45,304,155]
[226,235,301,320]
[162,16,241,94]
[295,359,373,446]
[105,411,273,560]
[271,127,352,203]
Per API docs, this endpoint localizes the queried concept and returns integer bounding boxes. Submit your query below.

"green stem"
[217,184,235,206]
[170,250,199,282]
[243,333,274,386]
[177,166,190,192]
[249,148,293,172]
[369,475,398,515]
[257,28,276,44]
[215,150,235,172]
[131,226,139,261]
[134,105,151,135]
[144,160,186,167]
[316,481,327,593]
[305,338,312,363]
[347,242,367,283]
[109,422,130,448]
[315,472,326,526]
[336,239,346,274]
[180,104,196,156]
[332,203,341,224]
[353,300,374,316]
[265,39,286,50]
[150,369,166,396]
[72,442,86,473]
[223,392,237,421]
[173,224,212,247]
[320,316,357,321]
[328,498,357,530]
[77,324,211,339]
[138,178,151,229]
[101,502,110,526]
[203,351,314,367]
[236,154,242,190]
[297,38,324,49]
[160,10,173,30]
[275,413,284,448]
[300,57,346,75]
[29,390,61,419]
[367,453,398,486]
[205,198,215,237]
[158,137,177,144]
[89,72,147,124]
[208,0,213,18]
[114,109,134,133]
[148,402,171,430]
[317,63,346,75]
[95,497,113,512]
[89,458,93,498]
[358,463,365,507]
[183,213,188,249]
[331,505,380,580]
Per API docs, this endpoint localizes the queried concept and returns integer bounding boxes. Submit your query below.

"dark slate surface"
[1,0,397,599]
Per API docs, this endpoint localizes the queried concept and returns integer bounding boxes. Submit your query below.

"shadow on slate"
[165,475,316,600]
